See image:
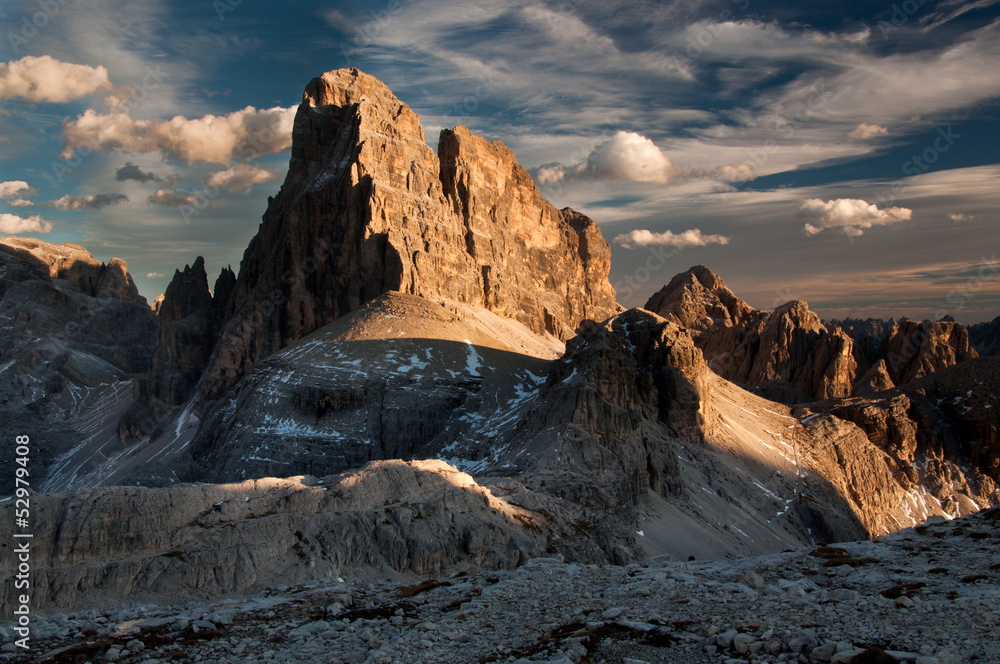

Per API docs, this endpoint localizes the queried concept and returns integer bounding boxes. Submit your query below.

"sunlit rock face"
[202,68,618,399]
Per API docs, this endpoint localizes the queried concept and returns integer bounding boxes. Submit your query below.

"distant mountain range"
[1,69,997,613]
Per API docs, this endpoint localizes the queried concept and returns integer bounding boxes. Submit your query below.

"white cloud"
[800,198,912,237]
[0,180,31,199]
[50,193,128,210]
[848,123,888,141]
[148,188,199,207]
[145,272,166,279]
[0,56,112,103]
[614,228,731,250]
[534,131,755,188]
[62,105,297,165]
[0,213,53,234]
[7,199,33,208]
[206,163,278,193]
[587,131,678,184]
[949,212,974,222]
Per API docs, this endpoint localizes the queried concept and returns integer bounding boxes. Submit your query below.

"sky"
[0,0,998,324]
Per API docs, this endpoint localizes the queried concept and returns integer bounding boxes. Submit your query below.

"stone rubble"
[4,507,997,664]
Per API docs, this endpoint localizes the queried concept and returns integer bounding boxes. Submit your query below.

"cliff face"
[645,266,856,400]
[202,68,617,399]
[120,260,235,441]
[646,266,978,403]
[969,315,1000,356]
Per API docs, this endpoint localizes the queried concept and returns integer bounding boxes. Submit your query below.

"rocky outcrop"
[173,292,561,485]
[202,68,617,399]
[969,315,1000,356]
[645,267,856,401]
[808,354,1000,514]
[1,236,146,303]
[121,259,236,441]
[880,319,978,385]
[647,267,978,403]
[0,237,156,489]
[499,309,708,511]
[0,460,552,611]
[852,359,895,396]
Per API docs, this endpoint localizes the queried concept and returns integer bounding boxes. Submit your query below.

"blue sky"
[1,0,998,323]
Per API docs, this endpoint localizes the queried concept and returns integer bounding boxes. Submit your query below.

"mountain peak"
[200,68,618,398]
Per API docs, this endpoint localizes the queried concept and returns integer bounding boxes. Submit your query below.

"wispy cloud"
[848,123,888,141]
[116,161,176,185]
[49,193,128,210]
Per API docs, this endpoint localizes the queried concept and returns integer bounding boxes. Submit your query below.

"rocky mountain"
[199,68,617,402]
[2,68,998,626]
[0,236,155,491]
[645,266,980,403]
[120,258,235,442]
[969,315,1000,356]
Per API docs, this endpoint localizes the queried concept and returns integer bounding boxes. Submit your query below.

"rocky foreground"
[4,509,998,664]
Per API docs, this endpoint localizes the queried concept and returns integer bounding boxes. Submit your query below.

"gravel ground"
[4,508,999,664]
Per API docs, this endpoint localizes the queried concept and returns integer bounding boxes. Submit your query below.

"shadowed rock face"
[969,315,1000,356]
[0,237,156,490]
[0,460,553,611]
[202,68,617,399]
[120,260,236,441]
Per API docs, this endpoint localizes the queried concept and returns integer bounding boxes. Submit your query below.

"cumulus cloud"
[614,228,731,250]
[206,163,278,193]
[145,272,166,279]
[848,123,889,141]
[948,213,974,222]
[0,213,52,234]
[0,56,112,103]
[533,131,755,187]
[587,131,678,184]
[115,162,176,185]
[7,199,33,207]
[148,188,199,207]
[50,193,129,210]
[800,198,912,237]
[0,180,31,199]
[61,105,298,165]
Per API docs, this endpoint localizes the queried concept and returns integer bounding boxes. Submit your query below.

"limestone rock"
[880,319,978,385]
[0,460,550,611]
[969,315,1000,356]
[121,260,236,441]
[853,359,895,396]
[648,267,977,402]
[0,236,156,489]
[645,267,856,401]
[178,291,562,484]
[202,68,617,399]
